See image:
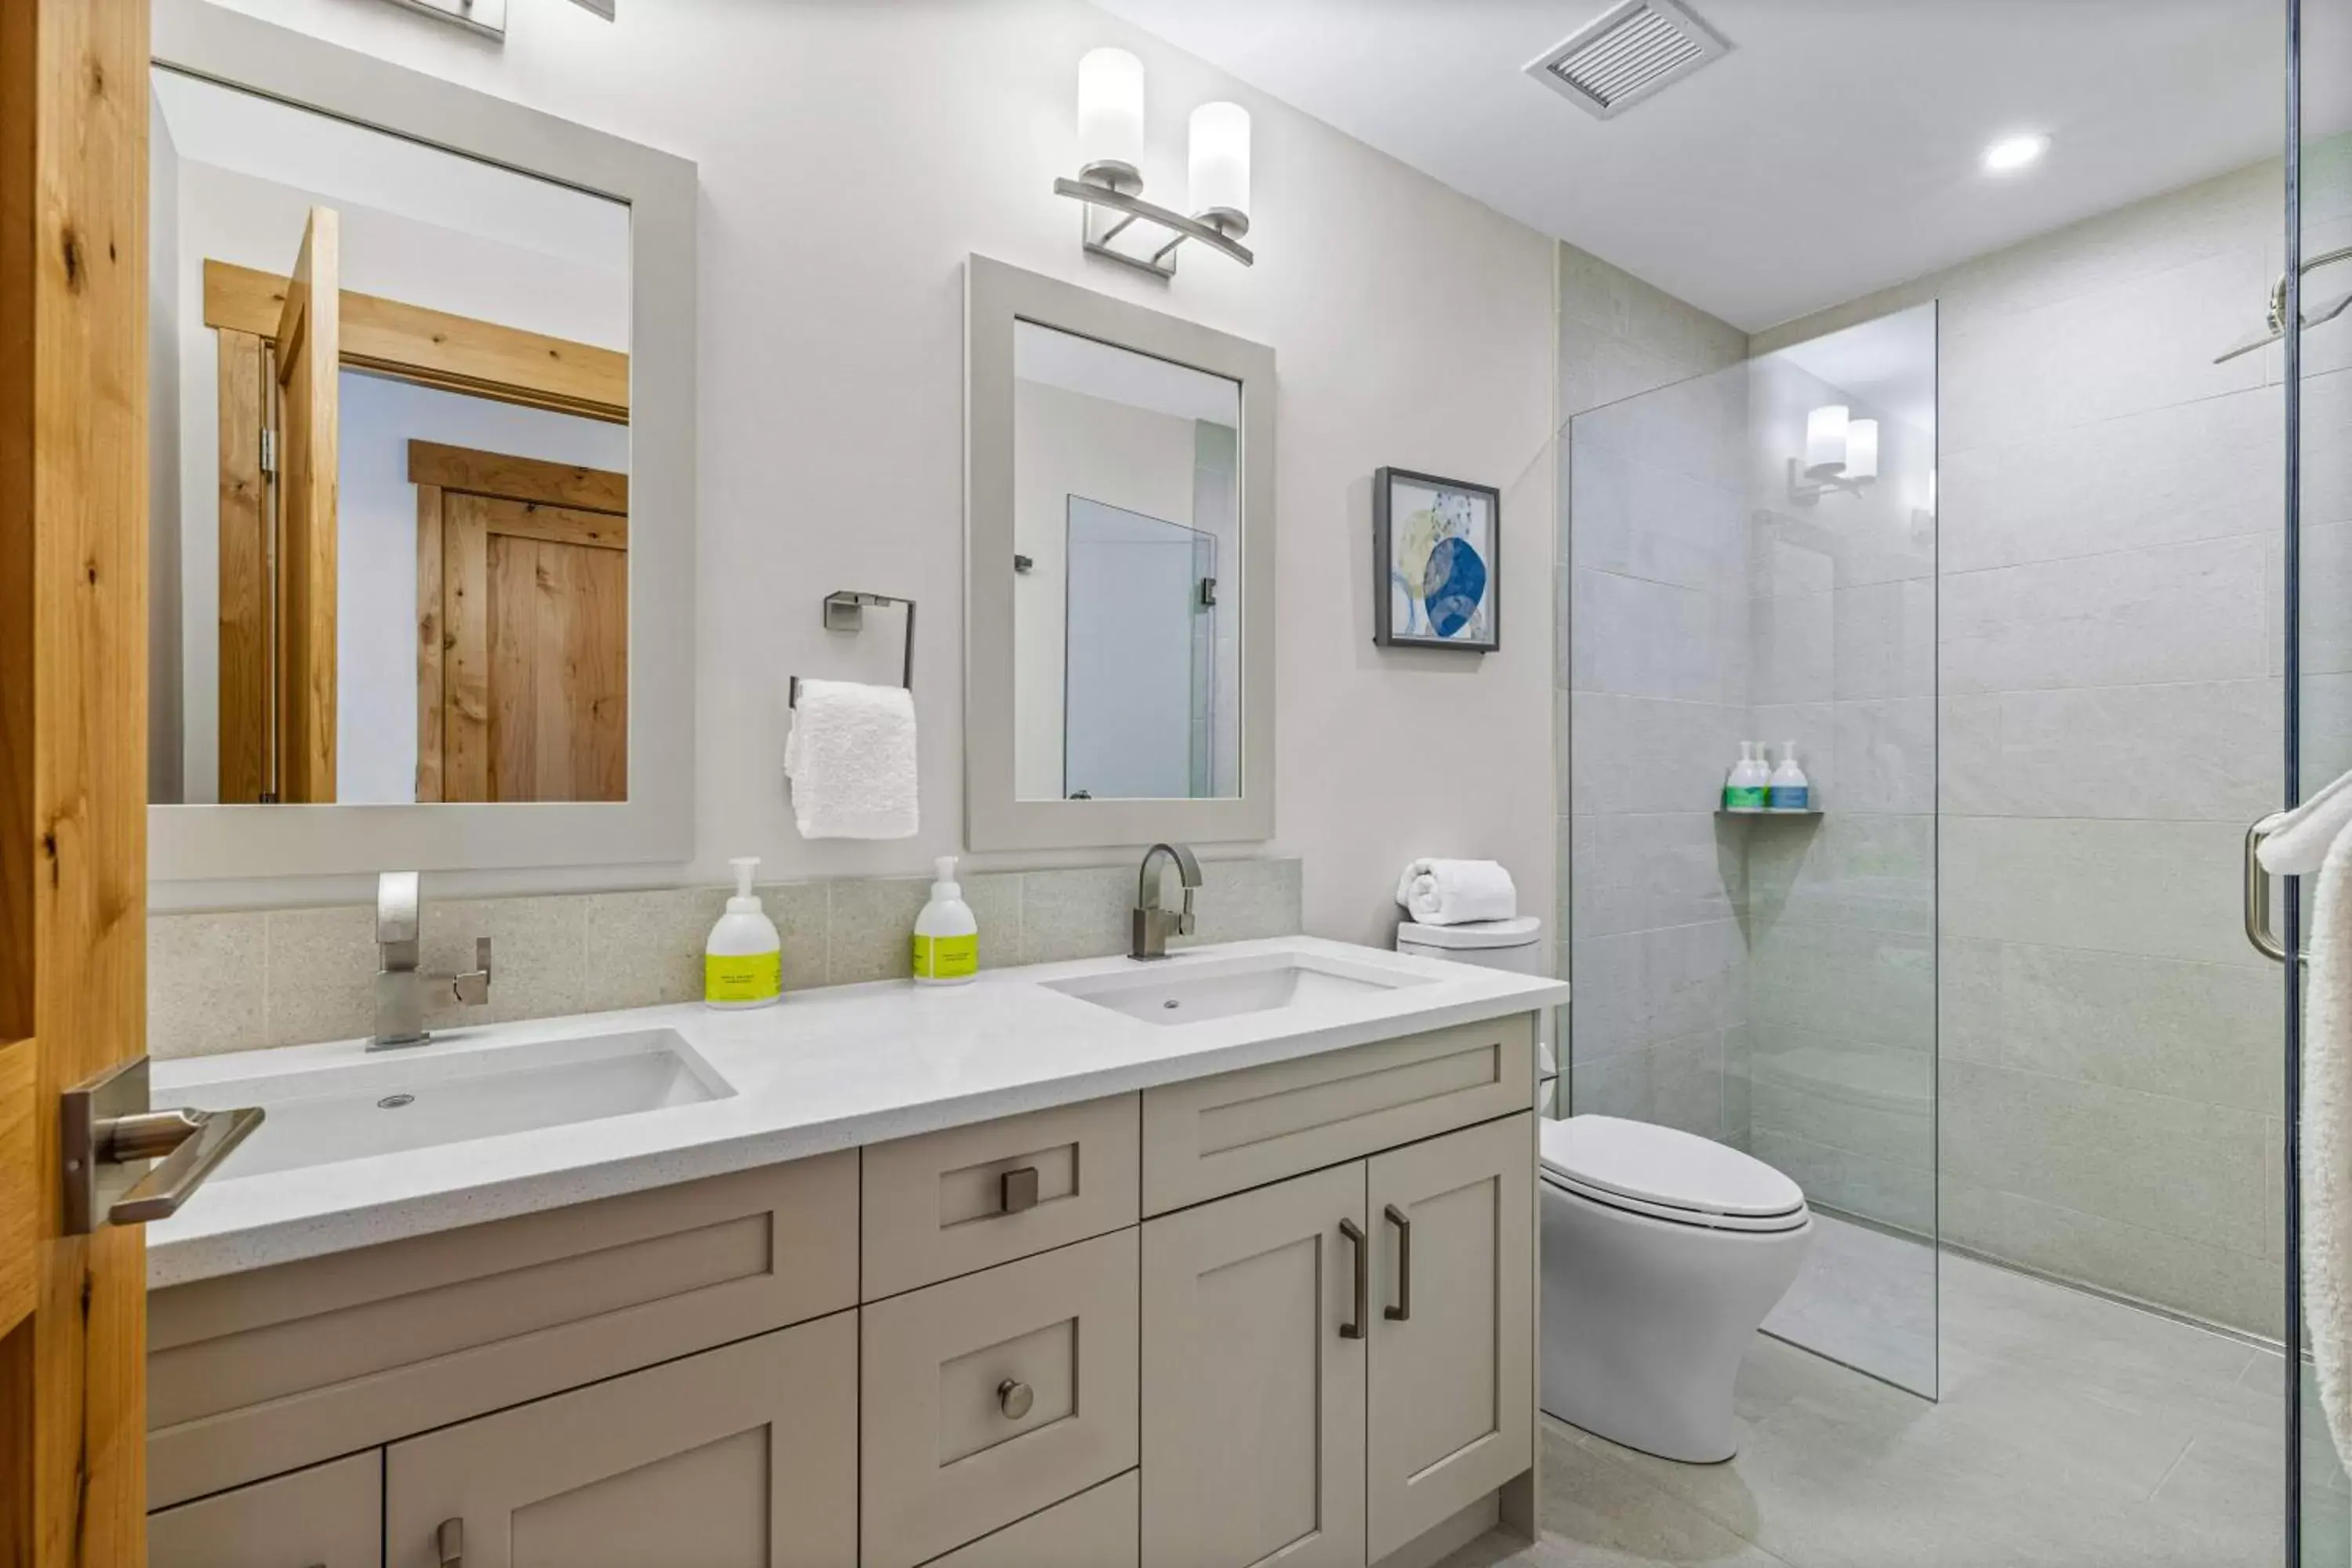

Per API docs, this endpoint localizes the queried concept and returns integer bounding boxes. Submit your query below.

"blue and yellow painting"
[1388,479,1494,644]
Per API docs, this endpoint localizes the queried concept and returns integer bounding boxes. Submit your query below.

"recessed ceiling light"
[1982,133,2049,174]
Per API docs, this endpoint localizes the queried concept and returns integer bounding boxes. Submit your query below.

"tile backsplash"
[150,858,1304,1060]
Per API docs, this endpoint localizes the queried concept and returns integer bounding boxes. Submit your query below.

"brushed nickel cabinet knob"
[996,1378,1034,1420]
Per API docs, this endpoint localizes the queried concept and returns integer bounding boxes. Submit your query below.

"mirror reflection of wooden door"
[412,441,629,803]
[215,204,340,804]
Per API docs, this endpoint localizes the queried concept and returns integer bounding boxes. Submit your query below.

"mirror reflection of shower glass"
[146,67,632,809]
[1011,321,1242,802]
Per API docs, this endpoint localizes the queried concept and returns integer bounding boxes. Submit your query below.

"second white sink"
[1045,951,1431,1027]
[169,1029,733,1181]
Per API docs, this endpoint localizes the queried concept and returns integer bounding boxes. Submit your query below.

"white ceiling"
[1095,0,2352,331]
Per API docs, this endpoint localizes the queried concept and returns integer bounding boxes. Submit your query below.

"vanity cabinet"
[1138,1115,1534,1568]
[150,1451,382,1568]
[383,1312,856,1568]
[147,1012,1539,1568]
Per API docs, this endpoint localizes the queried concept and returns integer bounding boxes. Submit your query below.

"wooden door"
[383,1312,855,1568]
[411,441,628,804]
[272,207,339,803]
[1139,1163,1367,1568]
[0,2,154,1563]
[1366,1114,1535,1562]
[150,1451,381,1568]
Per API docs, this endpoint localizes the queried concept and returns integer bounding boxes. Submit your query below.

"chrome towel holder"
[789,590,916,709]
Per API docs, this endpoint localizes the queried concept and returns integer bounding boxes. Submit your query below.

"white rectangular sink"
[165,1029,733,1181]
[1044,951,1432,1027]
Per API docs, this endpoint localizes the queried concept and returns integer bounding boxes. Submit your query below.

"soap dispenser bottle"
[1725,742,1770,811]
[912,855,979,986]
[705,857,783,1010]
[1769,742,1812,812]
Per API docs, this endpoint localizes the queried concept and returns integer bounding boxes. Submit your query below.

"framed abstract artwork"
[1374,466,1501,652]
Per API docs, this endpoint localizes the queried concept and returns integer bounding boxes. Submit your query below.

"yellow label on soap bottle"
[912,932,978,981]
[705,951,782,1004]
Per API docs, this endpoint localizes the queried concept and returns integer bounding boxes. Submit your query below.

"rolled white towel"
[1395,858,1517,927]
[784,678,919,840]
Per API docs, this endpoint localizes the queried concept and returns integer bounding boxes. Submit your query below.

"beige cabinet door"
[384,1312,855,1568]
[151,1450,382,1568]
[1366,1114,1535,1562]
[1139,1162,1367,1568]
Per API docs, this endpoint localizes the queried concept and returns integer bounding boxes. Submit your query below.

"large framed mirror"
[964,256,1276,850]
[148,1,695,881]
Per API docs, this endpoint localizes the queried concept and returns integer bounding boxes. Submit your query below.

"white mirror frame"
[148,0,697,882]
[964,256,1276,851]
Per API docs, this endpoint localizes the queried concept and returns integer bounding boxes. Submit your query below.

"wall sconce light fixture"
[1790,406,1879,503]
[1054,48,1254,280]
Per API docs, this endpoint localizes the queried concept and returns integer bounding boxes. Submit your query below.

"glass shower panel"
[1563,305,1940,1397]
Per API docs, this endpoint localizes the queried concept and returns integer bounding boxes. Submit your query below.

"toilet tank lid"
[1396,915,1541,950]
[1540,1115,1804,1218]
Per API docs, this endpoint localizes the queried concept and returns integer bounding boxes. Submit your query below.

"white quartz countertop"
[147,936,1566,1287]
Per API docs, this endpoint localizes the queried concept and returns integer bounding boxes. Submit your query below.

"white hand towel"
[1394,858,1517,927]
[2303,810,2352,1472]
[783,679,919,840]
[2259,766,2352,875]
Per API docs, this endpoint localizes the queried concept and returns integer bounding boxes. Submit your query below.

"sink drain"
[1162,1000,1181,1011]
[377,1094,416,1109]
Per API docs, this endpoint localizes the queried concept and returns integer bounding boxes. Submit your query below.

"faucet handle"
[449,937,493,1007]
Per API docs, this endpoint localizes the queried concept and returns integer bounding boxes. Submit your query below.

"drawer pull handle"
[1000,1165,1040,1215]
[437,1517,464,1566]
[1339,1218,1367,1340]
[1385,1204,1413,1322]
[997,1378,1035,1420]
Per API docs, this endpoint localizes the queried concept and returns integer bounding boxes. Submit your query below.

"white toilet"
[1537,1115,1809,1462]
[1394,915,1812,1466]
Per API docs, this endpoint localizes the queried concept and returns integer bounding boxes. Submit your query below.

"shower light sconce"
[1789,405,1878,503]
[1053,48,1254,281]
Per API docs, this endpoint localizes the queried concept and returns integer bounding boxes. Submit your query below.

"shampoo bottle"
[912,855,979,986]
[1725,742,1770,811]
[1769,742,1812,811]
[705,857,783,1010]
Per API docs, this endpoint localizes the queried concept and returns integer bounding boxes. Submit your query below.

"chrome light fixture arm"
[1053,176,1254,281]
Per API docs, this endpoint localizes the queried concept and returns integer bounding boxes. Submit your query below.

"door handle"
[437,1517,463,1566]
[2246,816,2298,962]
[1384,1203,1413,1322]
[60,1057,264,1235]
[1339,1218,1367,1340]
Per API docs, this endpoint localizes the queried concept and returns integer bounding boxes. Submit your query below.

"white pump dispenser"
[705,857,783,1009]
[1768,742,1811,812]
[912,855,979,985]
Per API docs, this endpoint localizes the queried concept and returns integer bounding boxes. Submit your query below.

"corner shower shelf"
[1717,808,1824,818]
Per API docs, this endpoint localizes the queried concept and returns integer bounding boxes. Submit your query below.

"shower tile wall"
[1741,342,1939,1236]
[1756,146,2339,1335]
[1557,243,1751,1142]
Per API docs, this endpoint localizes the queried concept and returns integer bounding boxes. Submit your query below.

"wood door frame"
[203,260,629,424]
[411,441,629,803]
[1,1,153,1559]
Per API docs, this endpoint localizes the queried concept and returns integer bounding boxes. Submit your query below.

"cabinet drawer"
[1142,1014,1536,1214]
[918,1471,1138,1568]
[151,1450,382,1568]
[864,1094,1138,1299]
[862,1229,1141,1568]
[149,1152,857,1508]
[385,1312,856,1568]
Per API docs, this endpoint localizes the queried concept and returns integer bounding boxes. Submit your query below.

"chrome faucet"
[1130,843,1203,961]
[371,872,493,1050]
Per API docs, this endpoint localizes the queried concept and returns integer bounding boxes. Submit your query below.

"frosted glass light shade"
[1077,48,1145,183]
[1189,102,1251,232]
[1844,419,1879,482]
[1804,405,1849,477]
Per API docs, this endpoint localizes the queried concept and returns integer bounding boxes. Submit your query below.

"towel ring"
[789,591,916,709]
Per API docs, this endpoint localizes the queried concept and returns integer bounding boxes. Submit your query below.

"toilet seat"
[1540,1116,1807,1234]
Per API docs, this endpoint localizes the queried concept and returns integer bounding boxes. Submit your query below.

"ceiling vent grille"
[1524,0,1730,120]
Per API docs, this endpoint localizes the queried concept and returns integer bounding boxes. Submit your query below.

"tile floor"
[1442,1238,2298,1567]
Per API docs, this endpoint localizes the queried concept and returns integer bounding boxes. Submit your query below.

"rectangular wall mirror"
[967,257,1276,851]
[149,1,695,882]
